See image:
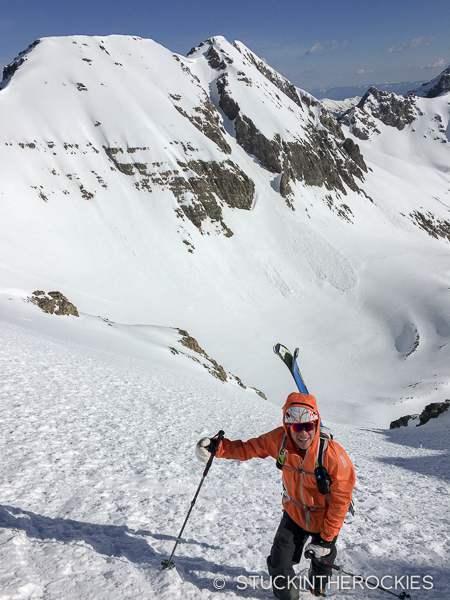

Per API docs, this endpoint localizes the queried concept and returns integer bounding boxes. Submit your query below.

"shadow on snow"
[0,504,272,598]
[359,426,449,480]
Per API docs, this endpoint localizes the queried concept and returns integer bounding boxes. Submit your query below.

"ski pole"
[304,552,411,599]
[161,430,225,570]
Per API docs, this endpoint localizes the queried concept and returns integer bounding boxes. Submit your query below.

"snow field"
[1,312,449,599]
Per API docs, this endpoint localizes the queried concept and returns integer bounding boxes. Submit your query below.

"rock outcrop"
[177,329,228,382]
[101,143,255,234]
[172,329,266,398]
[28,291,79,317]
[171,159,255,231]
[1,40,41,88]
[409,211,450,243]
[171,90,232,154]
[390,399,450,429]
[359,87,417,130]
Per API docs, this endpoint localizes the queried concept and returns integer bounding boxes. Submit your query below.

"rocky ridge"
[336,77,450,242]
[193,38,368,202]
[24,288,265,395]
[340,87,418,139]
[410,64,450,98]
[173,329,266,398]
[1,39,41,87]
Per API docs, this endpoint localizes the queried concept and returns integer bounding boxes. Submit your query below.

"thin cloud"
[305,40,348,56]
[419,57,446,69]
[388,36,432,53]
[0,19,14,30]
[357,69,374,75]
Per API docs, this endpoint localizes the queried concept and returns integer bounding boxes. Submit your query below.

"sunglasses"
[287,421,317,433]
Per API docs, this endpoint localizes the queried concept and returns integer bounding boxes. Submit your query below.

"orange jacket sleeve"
[321,441,356,541]
[215,427,284,461]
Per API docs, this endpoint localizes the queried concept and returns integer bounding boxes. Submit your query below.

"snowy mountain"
[1,34,449,421]
[1,34,450,600]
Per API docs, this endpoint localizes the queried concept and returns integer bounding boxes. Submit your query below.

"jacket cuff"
[318,535,334,548]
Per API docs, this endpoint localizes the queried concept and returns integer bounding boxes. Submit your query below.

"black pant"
[267,511,337,599]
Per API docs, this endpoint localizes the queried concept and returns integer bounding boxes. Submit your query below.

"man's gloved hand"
[304,536,334,559]
[195,437,214,462]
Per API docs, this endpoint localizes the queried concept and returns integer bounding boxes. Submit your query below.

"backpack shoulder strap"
[276,432,288,470]
[315,427,356,514]
[319,424,333,441]
[316,435,329,468]
[316,423,332,467]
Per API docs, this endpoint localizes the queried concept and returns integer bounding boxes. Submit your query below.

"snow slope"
[321,97,362,118]
[0,296,448,599]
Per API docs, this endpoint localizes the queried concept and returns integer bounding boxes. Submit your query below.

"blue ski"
[292,347,309,394]
[273,344,308,394]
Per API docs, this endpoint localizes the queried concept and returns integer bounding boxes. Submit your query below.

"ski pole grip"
[210,430,225,457]
[202,430,225,476]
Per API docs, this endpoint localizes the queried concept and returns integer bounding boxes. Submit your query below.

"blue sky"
[1,0,449,91]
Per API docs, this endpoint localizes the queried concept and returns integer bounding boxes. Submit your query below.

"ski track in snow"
[1,318,449,599]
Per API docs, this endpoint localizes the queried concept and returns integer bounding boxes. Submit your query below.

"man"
[196,392,355,599]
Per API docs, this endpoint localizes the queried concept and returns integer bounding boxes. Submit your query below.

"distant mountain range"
[0,34,449,416]
[310,80,428,101]
[320,66,450,117]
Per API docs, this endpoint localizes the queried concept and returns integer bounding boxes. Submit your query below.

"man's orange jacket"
[216,393,355,541]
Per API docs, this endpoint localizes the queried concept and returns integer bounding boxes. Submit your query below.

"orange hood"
[282,392,322,454]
